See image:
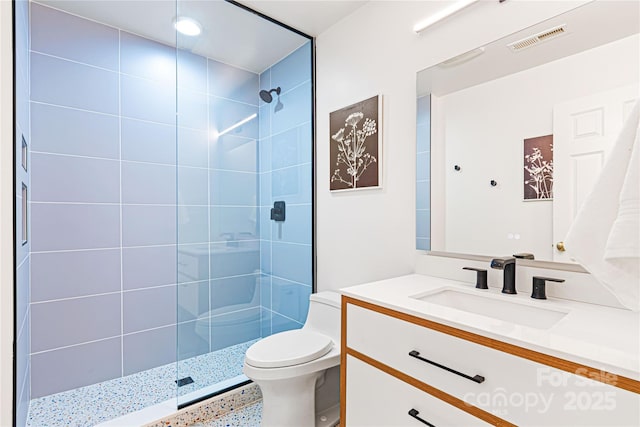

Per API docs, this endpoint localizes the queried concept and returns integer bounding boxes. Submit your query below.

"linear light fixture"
[413,0,479,34]
[215,113,258,138]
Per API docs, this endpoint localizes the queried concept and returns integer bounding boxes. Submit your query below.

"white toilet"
[243,291,342,427]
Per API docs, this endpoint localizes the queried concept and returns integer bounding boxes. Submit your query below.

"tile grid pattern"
[28,2,266,398]
[416,95,431,250]
[27,1,313,404]
[258,43,314,337]
[15,0,31,425]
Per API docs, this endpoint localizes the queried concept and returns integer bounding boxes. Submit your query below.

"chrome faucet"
[490,257,517,294]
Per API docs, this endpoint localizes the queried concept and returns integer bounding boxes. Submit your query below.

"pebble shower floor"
[26,340,258,427]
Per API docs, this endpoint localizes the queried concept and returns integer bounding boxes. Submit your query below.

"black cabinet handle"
[409,350,485,384]
[408,409,435,427]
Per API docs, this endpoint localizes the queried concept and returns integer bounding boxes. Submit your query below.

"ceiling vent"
[507,24,567,52]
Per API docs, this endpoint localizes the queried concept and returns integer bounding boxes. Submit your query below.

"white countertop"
[341,274,640,381]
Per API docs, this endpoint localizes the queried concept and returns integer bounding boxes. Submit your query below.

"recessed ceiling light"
[174,17,202,36]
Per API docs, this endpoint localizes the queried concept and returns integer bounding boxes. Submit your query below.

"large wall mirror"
[416,0,639,263]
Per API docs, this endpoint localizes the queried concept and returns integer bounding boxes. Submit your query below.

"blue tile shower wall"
[416,95,431,250]
[258,43,313,336]
[15,0,31,424]
[28,3,272,397]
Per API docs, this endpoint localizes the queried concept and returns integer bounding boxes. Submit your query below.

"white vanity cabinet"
[346,354,493,427]
[341,296,640,427]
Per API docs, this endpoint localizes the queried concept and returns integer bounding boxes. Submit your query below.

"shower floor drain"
[175,376,194,387]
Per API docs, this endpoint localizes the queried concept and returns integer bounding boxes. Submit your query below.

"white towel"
[605,119,640,262]
[564,100,640,311]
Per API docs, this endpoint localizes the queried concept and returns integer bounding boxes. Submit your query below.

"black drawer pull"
[409,350,485,384]
[408,409,435,427]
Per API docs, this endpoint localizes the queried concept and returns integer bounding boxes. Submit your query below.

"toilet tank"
[303,291,342,344]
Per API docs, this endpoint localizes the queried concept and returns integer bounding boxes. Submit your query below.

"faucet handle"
[531,276,565,300]
[463,267,488,289]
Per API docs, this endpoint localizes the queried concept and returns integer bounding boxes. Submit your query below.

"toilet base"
[259,371,324,427]
[316,403,340,427]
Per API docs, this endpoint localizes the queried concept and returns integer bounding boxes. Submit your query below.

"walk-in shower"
[13,1,314,425]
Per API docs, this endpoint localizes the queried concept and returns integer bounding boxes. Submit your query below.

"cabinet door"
[346,302,640,426]
[346,355,492,427]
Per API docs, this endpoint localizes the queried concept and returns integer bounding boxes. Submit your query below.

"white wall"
[315,0,588,291]
[436,34,639,260]
[1,0,15,424]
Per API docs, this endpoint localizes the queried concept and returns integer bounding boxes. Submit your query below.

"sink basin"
[413,289,568,329]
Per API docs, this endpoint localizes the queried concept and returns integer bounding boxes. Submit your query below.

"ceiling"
[35,0,367,73]
[418,0,640,96]
[239,0,367,37]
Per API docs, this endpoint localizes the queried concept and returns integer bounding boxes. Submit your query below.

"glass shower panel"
[23,1,181,425]
[175,0,313,406]
[259,40,314,336]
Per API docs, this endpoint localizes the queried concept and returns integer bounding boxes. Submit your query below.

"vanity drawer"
[346,302,640,426]
[346,354,492,427]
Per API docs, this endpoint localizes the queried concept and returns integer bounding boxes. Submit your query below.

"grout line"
[31,244,176,254]
[30,50,119,73]
[30,335,122,356]
[31,201,236,207]
[210,272,260,282]
[27,1,33,404]
[268,275,312,288]
[30,201,121,206]
[207,305,261,320]
[17,365,30,409]
[31,290,123,305]
[31,282,182,306]
[260,119,312,140]
[118,28,125,378]
[271,241,312,247]
[16,254,28,271]
[257,71,264,335]
[29,99,208,133]
[209,168,258,175]
[262,308,303,327]
[268,162,312,174]
[30,100,120,118]
[269,69,274,336]
[16,306,30,342]
[206,55,213,355]
[278,79,311,98]
[30,150,120,162]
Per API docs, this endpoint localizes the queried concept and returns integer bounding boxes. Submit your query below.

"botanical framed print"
[329,95,382,191]
[523,134,554,200]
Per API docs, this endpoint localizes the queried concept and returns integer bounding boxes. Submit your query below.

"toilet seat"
[245,330,333,368]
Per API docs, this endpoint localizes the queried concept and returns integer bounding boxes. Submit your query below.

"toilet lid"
[245,330,333,368]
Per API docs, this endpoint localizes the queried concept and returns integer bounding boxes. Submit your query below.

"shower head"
[259,87,281,103]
